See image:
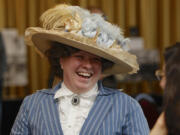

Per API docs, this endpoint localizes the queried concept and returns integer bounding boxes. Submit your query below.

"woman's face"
[60,51,102,93]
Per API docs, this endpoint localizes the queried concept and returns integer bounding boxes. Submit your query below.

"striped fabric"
[11,82,149,135]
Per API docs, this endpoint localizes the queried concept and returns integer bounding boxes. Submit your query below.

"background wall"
[0,0,180,99]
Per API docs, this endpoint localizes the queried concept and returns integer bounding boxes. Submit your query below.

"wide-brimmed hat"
[25,4,139,75]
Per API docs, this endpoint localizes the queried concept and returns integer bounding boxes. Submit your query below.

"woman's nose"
[82,59,92,68]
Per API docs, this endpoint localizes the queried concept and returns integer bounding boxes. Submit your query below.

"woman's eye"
[92,58,102,63]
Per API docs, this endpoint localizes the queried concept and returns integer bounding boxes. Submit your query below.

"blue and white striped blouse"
[11,81,149,135]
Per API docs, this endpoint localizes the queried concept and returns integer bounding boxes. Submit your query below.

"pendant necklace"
[71,95,80,106]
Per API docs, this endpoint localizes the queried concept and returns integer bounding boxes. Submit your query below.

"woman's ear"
[59,58,64,69]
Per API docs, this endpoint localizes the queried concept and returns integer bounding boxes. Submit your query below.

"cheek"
[61,58,79,70]
[94,64,102,73]
[72,61,81,69]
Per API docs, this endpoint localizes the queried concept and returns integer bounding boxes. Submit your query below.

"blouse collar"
[54,82,98,99]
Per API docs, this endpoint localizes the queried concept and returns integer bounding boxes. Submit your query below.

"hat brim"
[26,27,139,75]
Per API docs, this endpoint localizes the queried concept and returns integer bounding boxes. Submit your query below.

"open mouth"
[76,72,93,79]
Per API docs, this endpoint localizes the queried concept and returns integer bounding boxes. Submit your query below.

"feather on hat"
[25,4,139,75]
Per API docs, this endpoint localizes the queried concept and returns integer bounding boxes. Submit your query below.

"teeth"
[78,72,91,77]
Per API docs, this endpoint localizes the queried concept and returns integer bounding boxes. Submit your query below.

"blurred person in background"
[162,42,180,106]
[150,42,180,135]
[0,32,7,134]
[156,43,180,90]
[11,4,149,135]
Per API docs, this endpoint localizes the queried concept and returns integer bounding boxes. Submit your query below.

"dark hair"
[163,43,180,135]
[45,42,114,78]
[165,90,180,135]
[164,42,180,63]
[45,42,79,78]
[163,43,180,107]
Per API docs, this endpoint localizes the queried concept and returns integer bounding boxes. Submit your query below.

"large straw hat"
[25,4,139,75]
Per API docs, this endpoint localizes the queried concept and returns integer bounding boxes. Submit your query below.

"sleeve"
[10,97,30,135]
[123,98,150,135]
